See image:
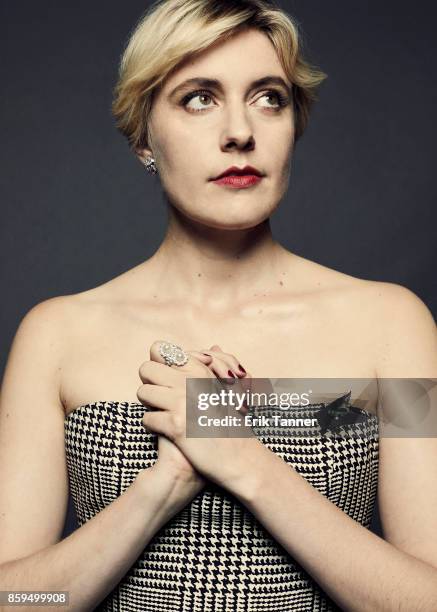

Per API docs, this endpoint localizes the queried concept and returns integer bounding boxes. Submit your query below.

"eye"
[182,89,215,113]
[257,90,290,109]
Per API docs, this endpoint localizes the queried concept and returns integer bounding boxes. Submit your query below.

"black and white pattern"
[64,400,379,611]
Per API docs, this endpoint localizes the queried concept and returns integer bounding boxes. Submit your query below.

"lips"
[213,174,262,188]
[212,165,263,180]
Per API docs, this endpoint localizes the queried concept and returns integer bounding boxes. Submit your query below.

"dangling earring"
[142,155,158,175]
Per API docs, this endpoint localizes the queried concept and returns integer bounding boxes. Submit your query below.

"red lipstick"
[211,165,264,189]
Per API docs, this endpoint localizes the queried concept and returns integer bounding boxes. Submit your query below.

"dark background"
[1,1,436,540]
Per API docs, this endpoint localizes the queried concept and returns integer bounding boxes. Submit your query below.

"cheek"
[265,119,294,157]
[158,159,202,211]
[279,133,295,175]
[156,132,203,180]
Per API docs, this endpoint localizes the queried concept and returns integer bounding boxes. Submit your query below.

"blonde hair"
[111,0,327,151]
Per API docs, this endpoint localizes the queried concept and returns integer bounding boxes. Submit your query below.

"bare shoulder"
[292,253,433,318]
[287,254,436,374]
[17,260,157,353]
[320,261,435,344]
[52,261,154,312]
[313,268,437,377]
[287,252,400,309]
[5,295,83,386]
[31,271,137,323]
[367,281,437,377]
[18,290,100,331]
[14,294,75,347]
[12,286,116,363]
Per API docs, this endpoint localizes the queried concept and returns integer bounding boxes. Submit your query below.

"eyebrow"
[168,75,292,98]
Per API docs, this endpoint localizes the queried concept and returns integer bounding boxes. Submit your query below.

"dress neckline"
[64,400,145,421]
[64,398,337,421]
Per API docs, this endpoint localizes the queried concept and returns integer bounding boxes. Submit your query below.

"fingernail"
[238,364,246,373]
[226,370,236,384]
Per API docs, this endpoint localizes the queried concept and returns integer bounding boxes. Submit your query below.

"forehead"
[161,28,286,92]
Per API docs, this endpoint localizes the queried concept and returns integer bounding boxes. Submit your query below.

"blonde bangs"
[111,0,327,151]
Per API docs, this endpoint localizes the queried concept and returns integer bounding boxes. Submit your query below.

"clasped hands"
[136,341,266,496]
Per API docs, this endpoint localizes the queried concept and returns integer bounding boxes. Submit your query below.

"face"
[138,27,295,230]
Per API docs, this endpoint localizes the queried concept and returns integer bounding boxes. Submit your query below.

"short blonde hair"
[112,0,327,151]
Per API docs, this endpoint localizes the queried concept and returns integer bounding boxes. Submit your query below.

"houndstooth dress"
[64,398,379,612]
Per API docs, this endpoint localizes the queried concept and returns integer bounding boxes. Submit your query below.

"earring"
[143,155,158,175]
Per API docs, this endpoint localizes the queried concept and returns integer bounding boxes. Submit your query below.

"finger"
[226,374,252,413]
[206,345,247,376]
[139,359,182,387]
[142,410,172,438]
[143,409,185,443]
[150,340,206,376]
[239,374,253,398]
[139,357,208,389]
[137,383,177,411]
[140,341,214,391]
[150,340,192,370]
[140,342,201,387]
[188,350,213,366]
[201,348,247,379]
[200,355,238,383]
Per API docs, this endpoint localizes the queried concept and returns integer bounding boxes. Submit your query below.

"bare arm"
[0,298,197,612]
[1,468,198,612]
[224,284,437,612]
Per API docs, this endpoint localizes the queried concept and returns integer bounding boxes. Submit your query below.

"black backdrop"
[1,0,436,540]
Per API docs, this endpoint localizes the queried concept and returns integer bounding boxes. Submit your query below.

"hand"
[138,341,264,491]
[138,343,251,496]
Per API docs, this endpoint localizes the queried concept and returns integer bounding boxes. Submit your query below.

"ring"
[158,341,189,367]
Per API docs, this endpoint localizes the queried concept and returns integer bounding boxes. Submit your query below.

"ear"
[135,146,153,165]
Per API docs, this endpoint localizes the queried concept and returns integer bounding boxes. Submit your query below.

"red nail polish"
[228,370,236,378]
[238,364,246,373]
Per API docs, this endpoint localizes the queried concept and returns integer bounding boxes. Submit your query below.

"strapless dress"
[64,397,379,611]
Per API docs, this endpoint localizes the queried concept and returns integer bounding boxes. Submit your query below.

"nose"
[219,100,255,152]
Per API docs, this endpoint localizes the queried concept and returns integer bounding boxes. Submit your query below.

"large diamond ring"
[158,341,189,367]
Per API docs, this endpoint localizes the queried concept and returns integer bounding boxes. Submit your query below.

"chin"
[192,209,273,230]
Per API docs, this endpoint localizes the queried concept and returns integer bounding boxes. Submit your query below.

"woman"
[1,0,436,610]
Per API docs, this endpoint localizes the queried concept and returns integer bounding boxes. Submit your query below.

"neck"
[145,204,293,311]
